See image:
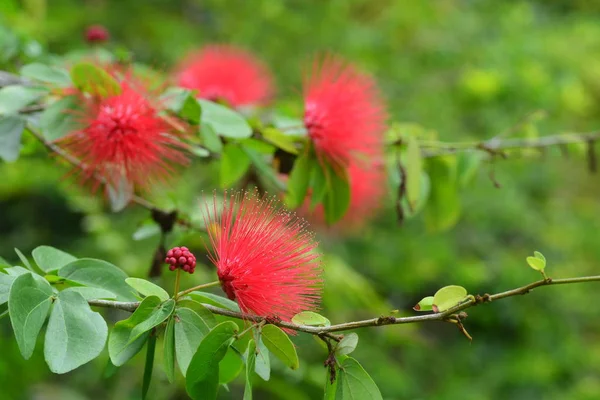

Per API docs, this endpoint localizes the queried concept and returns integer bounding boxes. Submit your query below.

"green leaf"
[125,278,170,302]
[424,156,461,233]
[534,251,546,264]
[185,321,238,400]
[8,273,53,359]
[261,324,299,370]
[175,307,211,375]
[70,62,121,97]
[432,285,468,313]
[291,311,331,327]
[58,258,137,301]
[108,296,171,366]
[309,161,327,210]
[324,365,338,400]
[62,286,116,300]
[142,332,157,400]
[189,292,240,312]
[0,273,15,305]
[198,100,252,139]
[399,171,431,219]
[0,85,46,115]
[457,152,482,188]
[132,223,161,241]
[262,127,299,155]
[39,96,80,141]
[176,299,217,328]
[163,317,176,383]
[335,357,383,400]
[244,340,257,400]
[220,143,252,188]
[527,256,546,271]
[285,152,311,209]
[14,247,34,272]
[0,115,25,162]
[219,347,244,384]
[336,333,359,356]
[31,246,77,273]
[405,135,423,210]
[44,290,108,373]
[106,174,133,212]
[179,95,201,125]
[200,123,223,153]
[20,63,71,86]
[413,296,434,312]
[323,164,351,225]
[254,336,270,381]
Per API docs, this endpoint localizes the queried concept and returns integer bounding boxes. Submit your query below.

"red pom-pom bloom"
[85,25,109,44]
[204,192,322,325]
[165,246,197,274]
[175,45,273,107]
[302,55,387,227]
[303,55,386,167]
[60,77,188,192]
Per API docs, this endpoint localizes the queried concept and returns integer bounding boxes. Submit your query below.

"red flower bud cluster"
[85,25,109,44]
[165,246,196,274]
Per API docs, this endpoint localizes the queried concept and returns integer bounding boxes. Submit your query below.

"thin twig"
[86,275,600,335]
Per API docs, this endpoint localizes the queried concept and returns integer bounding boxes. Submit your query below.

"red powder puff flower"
[303,55,386,167]
[175,45,273,107]
[85,25,110,44]
[60,78,188,193]
[204,192,322,326]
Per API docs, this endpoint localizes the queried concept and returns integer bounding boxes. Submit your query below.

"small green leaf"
[106,174,133,212]
[413,296,434,312]
[8,273,53,359]
[200,123,223,153]
[262,127,299,155]
[405,135,422,210]
[432,285,468,313]
[285,152,311,209]
[254,336,270,381]
[324,364,338,400]
[108,296,169,366]
[534,251,546,264]
[336,333,359,356]
[198,100,252,139]
[323,164,351,225]
[0,85,46,115]
[163,317,175,383]
[0,273,15,305]
[189,292,240,312]
[527,256,546,271]
[291,311,330,327]
[261,324,299,370]
[179,95,201,125]
[186,321,238,400]
[175,307,211,375]
[44,290,108,373]
[20,63,72,86]
[244,340,257,400]
[70,62,121,97]
[309,161,327,210]
[142,332,157,400]
[31,246,77,273]
[39,96,80,141]
[457,152,482,188]
[59,258,137,301]
[14,248,34,272]
[335,357,383,400]
[220,143,252,188]
[132,223,161,241]
[424,156,461,233]
[125,278,170,302]
[0,115,25,162]
[219,347,244,384]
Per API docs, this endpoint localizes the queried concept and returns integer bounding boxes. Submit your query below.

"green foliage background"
[2,0,600,399]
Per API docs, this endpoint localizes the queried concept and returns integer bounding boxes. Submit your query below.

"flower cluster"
[204,192,322,325]
[165,246,197,274]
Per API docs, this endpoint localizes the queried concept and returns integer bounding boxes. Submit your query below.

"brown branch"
[86,275,600,335]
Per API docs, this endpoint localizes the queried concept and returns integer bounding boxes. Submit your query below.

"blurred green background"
[2,0,600,399]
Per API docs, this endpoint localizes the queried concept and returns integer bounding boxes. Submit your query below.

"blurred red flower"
[60,78,188,193]
[204,192,322,327]
[175,45,273,107]
[302,55,387,227]
[85,25,109,44]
